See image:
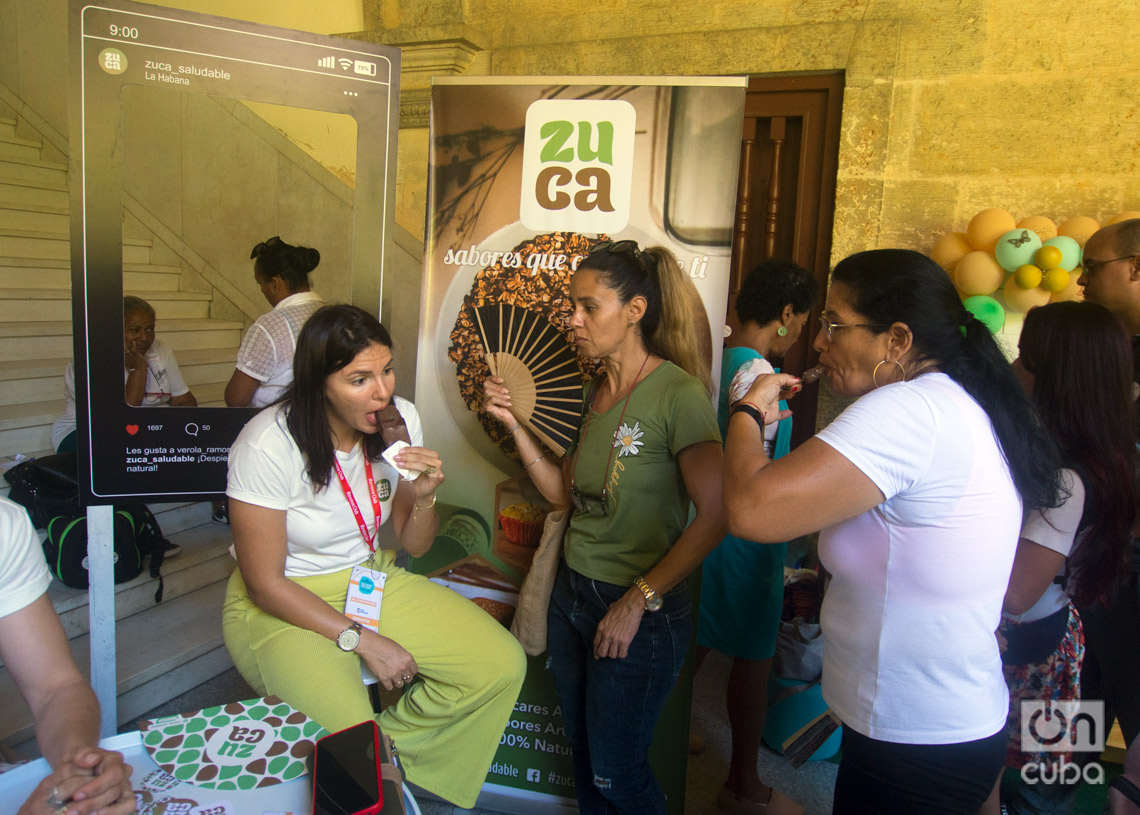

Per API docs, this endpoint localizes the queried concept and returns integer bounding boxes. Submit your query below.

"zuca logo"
[521,99,635,233]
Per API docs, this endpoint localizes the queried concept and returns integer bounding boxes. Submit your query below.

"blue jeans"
[546,561,691,815]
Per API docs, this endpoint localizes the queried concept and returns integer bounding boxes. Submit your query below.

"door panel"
[727,73,843,446]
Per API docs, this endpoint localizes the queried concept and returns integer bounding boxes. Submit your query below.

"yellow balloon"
[1051,270,1083,302]
[931,232,973,272]
[1034,245,1063,271]
[1003,275,1051,312]
[1057,216,1101,246]
[1014,264,1043,289]
[967,208,1017,252]
[1107,211,1140,226]
[955,251,1005,296]
[1017,215,1058,243]
[1040,268,1070,293]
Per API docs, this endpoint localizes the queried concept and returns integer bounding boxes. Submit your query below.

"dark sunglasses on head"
[251,235,283,260]
[588,239,650,275]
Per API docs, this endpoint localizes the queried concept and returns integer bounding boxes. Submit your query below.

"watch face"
[337,627,360,651]
[646,595,663,612]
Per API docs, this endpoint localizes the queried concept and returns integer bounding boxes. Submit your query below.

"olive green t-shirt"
[563,361,720,585]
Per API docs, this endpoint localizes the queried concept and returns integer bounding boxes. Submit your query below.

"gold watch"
[634,576,663,612]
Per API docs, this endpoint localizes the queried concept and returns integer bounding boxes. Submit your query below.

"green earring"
[777,326,788,337]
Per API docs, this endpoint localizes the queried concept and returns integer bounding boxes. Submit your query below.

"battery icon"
[353,60,376,76]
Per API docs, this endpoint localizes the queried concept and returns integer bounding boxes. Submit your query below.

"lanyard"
[333,455,382,553]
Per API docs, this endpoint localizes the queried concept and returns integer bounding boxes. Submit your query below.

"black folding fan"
[473,303,583,455]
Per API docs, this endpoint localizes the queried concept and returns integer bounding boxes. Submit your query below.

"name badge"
[344,564,386,632]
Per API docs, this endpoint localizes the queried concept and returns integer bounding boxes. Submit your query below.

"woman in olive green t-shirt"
[484,240,725,815]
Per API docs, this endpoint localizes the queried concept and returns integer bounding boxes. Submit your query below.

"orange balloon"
[967,209,1017,252]
[955,251,1005,296]
[1057,216,1101,246]
[1017,215,1058,243]
[931,232,974,272]
[1003,275,1051,312]
[1107,211,1140,226]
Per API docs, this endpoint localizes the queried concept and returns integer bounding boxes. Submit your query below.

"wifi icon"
[338,58,353,70]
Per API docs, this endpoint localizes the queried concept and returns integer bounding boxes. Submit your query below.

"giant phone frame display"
[70,0,400,503]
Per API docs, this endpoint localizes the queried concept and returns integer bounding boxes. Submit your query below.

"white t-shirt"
[1005,468,1084,624]
[226,397,422,577]
[814,373,1021,744]
[235,292,324,408]
[0,496,53,619]
[51,341,190,450]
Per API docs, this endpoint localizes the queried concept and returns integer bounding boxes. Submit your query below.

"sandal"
[716,784,804,815]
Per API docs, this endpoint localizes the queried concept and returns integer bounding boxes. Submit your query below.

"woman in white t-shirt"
[724,249,1064,814]
[51,296,196,452]
[980,301,1138,815]
[221,305,524,810]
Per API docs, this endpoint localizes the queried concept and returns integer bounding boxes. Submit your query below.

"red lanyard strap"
[334,456,382,553]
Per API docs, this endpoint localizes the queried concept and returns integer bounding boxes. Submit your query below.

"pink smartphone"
[312,720,384,815]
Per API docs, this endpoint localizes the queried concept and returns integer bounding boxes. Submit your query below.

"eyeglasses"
[250,235,283,260]
[1079,255,1137,276]
[588,239,650,275]
[817,315,890,341]
[569,485,608,517]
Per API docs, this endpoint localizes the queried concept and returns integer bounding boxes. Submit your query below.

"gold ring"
[422,465,437,476]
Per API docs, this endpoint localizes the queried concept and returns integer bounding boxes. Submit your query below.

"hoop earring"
[777,326,788,337]
[872,359,907,389]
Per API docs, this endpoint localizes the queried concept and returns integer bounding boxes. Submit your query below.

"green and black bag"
[44,503,167,602]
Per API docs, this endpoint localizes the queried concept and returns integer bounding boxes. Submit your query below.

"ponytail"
[642,247,712,391]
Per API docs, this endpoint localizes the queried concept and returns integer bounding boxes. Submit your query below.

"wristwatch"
[634,577,663,612]
[336,622,363,652]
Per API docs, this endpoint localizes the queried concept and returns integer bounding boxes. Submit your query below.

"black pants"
[833,727,1006,815]
[1078,560,1140,746]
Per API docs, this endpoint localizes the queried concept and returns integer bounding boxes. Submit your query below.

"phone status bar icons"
[317,55,376,76]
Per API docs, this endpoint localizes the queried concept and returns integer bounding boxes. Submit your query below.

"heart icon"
[126,425,139,435]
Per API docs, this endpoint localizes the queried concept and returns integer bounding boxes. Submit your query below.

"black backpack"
[44,503,168,602]
[4,452,81,528]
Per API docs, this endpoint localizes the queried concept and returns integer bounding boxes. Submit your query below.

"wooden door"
[728,73,843,447]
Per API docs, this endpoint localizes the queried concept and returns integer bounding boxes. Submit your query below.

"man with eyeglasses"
[1073,216,1140,767]
[1078,219,1140,333]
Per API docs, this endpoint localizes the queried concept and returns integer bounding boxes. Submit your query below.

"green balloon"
[963,295,1005,334]
[1043,236,1082,272]
[994,228,1043,272]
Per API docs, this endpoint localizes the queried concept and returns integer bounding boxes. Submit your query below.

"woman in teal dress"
[696,259,818,815]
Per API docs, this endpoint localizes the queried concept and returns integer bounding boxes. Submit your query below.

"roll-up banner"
[414,77,746,814]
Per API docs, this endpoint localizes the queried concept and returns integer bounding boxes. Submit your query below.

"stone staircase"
[0,102,243,756]
[0,106,245,461]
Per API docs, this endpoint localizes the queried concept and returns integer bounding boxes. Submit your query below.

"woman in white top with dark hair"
[224,236,324,408]
[725,249,1063,814]
[222,304,525,810]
